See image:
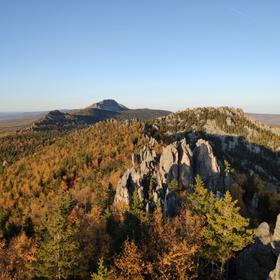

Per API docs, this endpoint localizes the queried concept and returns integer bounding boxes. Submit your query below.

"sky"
[0,0,280,113]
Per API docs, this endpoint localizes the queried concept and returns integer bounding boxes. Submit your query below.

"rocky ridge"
[30,110,85,131]
[149,107,280,151]
[146,107,280,192]
[26,99,171,132]
[114,136,231,215]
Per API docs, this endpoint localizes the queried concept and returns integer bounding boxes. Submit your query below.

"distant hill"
[29,99,171,131]
[247,113,280,127]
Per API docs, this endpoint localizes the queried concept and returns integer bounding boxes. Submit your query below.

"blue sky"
[0,0,280,113]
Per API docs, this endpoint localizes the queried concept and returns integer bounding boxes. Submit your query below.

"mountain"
[114,107,280,216]
[1,105,280,279]
[88,99,128,111]
[29,99,171,131]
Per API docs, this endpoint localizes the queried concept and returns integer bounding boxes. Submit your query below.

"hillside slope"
[145,107,280,188]
[1,106,280,279]
[29,99,171,131]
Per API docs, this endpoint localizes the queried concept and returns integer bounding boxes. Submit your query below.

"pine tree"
[188,176,253,274]
[188,176,215,216]
[203,192,253,271]
[34,194,80,280]
[91,258,110,280]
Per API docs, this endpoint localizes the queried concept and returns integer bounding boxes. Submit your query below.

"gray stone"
[193,139,221,191]
[159,142,179,186]
[268,256,280,280]
[273,214,280,242]
[257,222,272,245]
[139,146,157,176]
[272,215,280,256]
[113,169,138,206]
[235,238,275,280]
[235,221,277,280]
[178,139,193,189]
[114,137,226,210]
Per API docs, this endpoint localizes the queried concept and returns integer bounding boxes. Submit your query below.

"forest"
[0,114,279,280]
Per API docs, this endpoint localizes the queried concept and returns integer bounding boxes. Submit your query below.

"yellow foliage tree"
[114,240,145,280]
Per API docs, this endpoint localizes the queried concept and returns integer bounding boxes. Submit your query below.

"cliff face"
[114,136,229,215]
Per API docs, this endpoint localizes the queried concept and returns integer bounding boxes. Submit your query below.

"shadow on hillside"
[150,129,280,186]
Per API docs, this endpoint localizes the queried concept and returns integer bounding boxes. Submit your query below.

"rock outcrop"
[114,137,227,214]
[193,139,221,192]
[178,139,193,189]
[235,222,275,280]
[235,214,280,280]
[158,142,179,186]
[113,169,138,206]
[89,99,128,112]
[268,256,280,280]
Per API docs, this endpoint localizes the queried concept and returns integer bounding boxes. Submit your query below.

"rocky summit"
[88,99,129,112]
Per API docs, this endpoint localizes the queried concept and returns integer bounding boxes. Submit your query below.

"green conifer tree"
[188,176,253,273]
[34,194,80,280]
[91,258,110,280]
